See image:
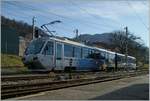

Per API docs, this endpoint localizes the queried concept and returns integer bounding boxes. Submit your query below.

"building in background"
[19,36,26,56]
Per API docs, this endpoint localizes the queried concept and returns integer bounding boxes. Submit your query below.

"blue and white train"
[22,36,136,72]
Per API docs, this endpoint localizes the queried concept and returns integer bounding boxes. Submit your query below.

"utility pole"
[74,29,79,41]
[75,29,79,38]
[32,16,36,39]
[124,26,128,71]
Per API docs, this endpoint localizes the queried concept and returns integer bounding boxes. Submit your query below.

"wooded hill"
[1,16,33,40]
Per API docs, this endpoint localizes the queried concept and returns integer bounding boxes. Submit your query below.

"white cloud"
[78,1,148,20]
[2,0,148,28]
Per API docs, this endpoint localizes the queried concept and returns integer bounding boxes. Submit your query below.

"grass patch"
[1,54,24,67]
[143,64,149,69]
[1,54,31,75]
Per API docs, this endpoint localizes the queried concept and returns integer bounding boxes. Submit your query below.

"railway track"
[1,70,148,99]
[1,69,138,81]
[1,71,111,81]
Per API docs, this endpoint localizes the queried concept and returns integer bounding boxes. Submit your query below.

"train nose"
[22,55,38,64]
[22,56,28,64]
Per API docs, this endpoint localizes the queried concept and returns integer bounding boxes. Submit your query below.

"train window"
[87,48,93,58]
[105,53,109,62]
[91,49,95,54]
[88,49,92,55]
[82,48,89,58]
[25,39,45,55]
[109,54,115,62]
[74,46,81,58]
[64,44,73,57]
[56,44,62,59]
[42,41,53,55]
[121,56,125,62]
[132,59,136,63]
[117,56,122,62]
[128,58,135,63]
[81,48,83,58]
[94,49,99,54]
[100,51,105,59]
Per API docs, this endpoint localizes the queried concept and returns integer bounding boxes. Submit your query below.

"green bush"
[1,54,24,67]
[143,64,149,69]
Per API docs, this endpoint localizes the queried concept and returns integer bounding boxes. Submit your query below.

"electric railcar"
[22,36,136,71]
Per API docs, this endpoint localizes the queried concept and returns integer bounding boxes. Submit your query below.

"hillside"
[1,16,33,40]
[73,33,115,50]
[77,33,113,45]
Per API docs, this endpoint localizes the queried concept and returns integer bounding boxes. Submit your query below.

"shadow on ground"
[90,83,149,100]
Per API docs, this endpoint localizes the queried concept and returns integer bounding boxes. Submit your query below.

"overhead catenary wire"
[4,1,124,32]
[69,0,123,29]
[17,2,102,30]
[4,9,77,37]
[126,0,149,31]
[4,1,118,32]
[3,2,78,32]
[4,1,135,37]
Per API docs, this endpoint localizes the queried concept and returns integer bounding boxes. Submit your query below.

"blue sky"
[1,0,149,47]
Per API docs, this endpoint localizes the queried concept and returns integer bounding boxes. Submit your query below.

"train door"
[55,42,64,70]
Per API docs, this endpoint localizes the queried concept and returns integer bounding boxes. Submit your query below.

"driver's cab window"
[42,41,53,55]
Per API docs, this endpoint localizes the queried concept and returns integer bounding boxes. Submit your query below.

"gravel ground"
[10,74,149,100]
[2,71,116,86]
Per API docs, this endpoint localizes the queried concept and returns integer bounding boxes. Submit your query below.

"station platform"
[11,74,149,100]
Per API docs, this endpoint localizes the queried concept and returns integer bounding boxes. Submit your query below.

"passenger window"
[74,46,81,58]
[100,51,105,59]
[64,44,73,57]
[42,41,53,55]
[56,44,62,59]
[117,56,121,62]
[87,49,92,58]
[82,48,89,58]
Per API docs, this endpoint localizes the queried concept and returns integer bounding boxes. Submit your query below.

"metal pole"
[69,59,73,79]
[32,16,36,39]
[5,32,7,67]
[75,29,78,38]
[5,33,7,54]
[124,26,128,71]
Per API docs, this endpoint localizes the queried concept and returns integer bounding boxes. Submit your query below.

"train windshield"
[128,58,136,63]
[25,39,45,55]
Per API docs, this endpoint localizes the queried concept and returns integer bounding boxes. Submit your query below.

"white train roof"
[128,56,136,59]
[117,53,125,56]
[106,50,116,54]
[93,47,107,52]
[50,37,89,47]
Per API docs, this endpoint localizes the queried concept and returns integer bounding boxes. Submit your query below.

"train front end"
[22,38,52,71]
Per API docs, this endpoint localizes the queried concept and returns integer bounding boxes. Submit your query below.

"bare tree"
[110,30,141,55]
[110,30,149,68]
